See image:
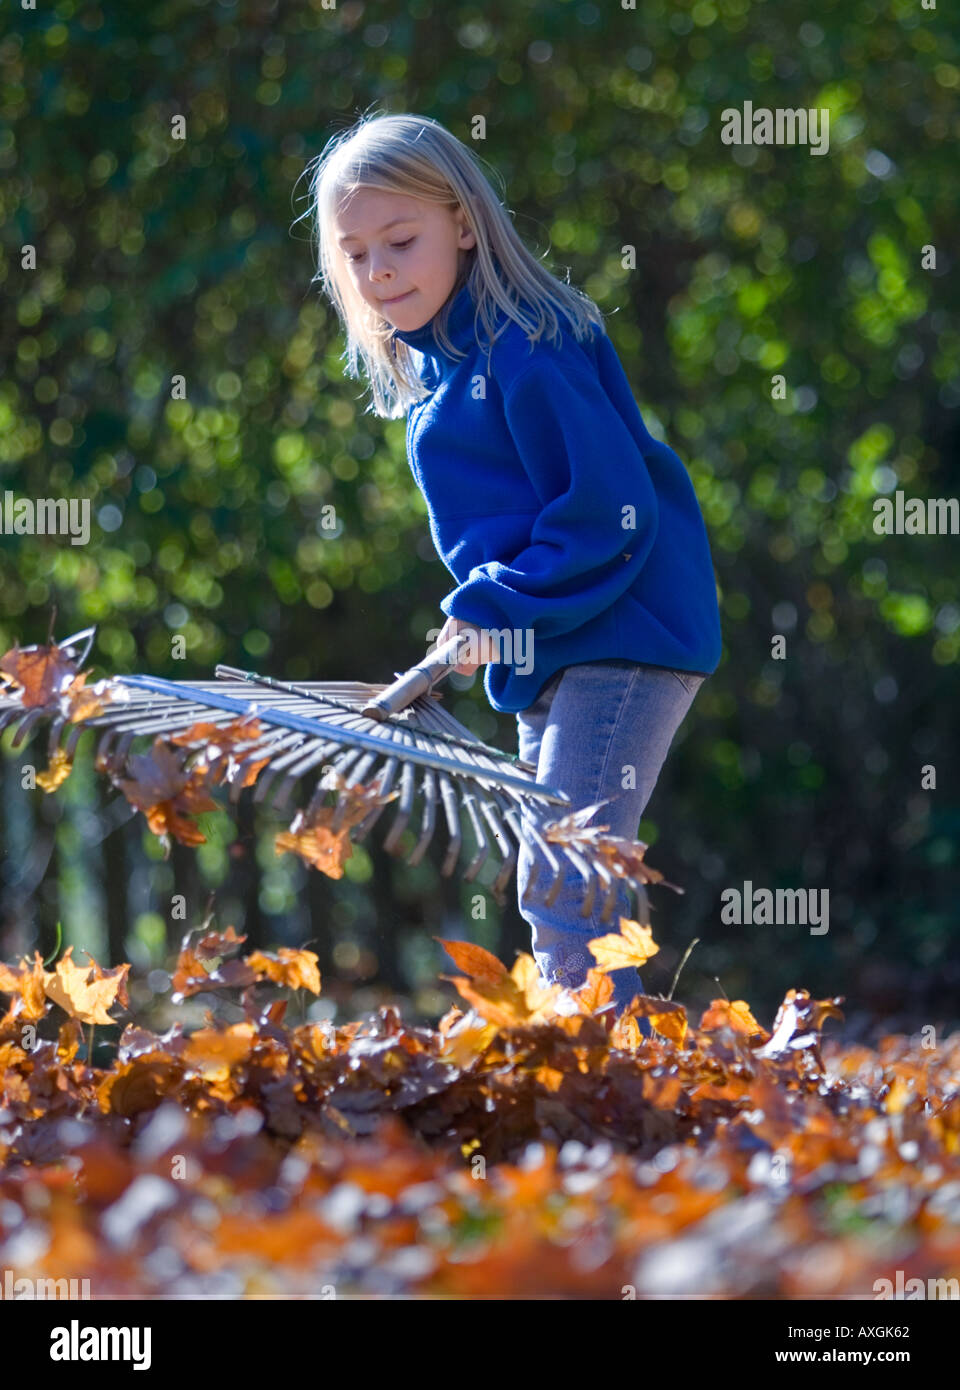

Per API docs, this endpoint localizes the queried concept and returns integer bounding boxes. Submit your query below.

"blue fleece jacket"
[391,279,722,714]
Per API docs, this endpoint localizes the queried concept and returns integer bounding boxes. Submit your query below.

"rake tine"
[263,740,344,813]
[477,798,516,903]
[437,773,462,877]
[64,721,92,758]
[501,804,540,898]
[590,864,620,924]
[47,716,67,758]
[559,842,601,918]
[381,759,416,854]
[459,791,491,883]
[225,731,305,803]
[88,702,249,737]
[324,751,371,828]
[516,812,566,909]
[352,758,400,843]
[56,627,97,666]
[10,707,47,748]
[282,743,363,812]
[405,768,437,867]
[0,703,26,736]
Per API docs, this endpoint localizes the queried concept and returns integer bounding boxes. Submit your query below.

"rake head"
[0,627,669,922]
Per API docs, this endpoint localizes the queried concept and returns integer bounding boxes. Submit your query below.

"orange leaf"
[36,748,73,792]
[0,952,52,1022]
[509,952,567,1018]
[183,1022,257,1083]
[699,998,768,1041]
[575,968,615,1015]
[632,996,688,1046]
[60,672,120,723]
[588,917,660,973]
[441,973,532,1030]
[114,741,219,847]
[437,938,508,984]
[275,821,352,878]
[43,946,129,1026]
[246,948,321,995]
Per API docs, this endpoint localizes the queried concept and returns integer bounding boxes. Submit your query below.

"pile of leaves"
[2,922,960,1297]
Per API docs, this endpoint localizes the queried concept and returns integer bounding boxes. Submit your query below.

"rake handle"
[361,633,472,721]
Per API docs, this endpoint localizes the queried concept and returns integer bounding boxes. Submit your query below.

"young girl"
[302,112,722,1014]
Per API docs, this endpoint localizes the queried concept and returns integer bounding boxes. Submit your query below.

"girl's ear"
[453,205,477,250]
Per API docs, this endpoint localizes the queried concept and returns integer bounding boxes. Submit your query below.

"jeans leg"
[516,660,705,1016]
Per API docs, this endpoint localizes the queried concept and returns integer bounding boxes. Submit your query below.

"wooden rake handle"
[360,633,472,722]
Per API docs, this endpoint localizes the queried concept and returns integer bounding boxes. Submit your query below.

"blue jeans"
[516,659,706,1016]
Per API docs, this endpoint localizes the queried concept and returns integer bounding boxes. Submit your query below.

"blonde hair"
[294,110,607,420]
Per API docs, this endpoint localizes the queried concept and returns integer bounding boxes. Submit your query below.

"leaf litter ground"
[2,925,959,1298]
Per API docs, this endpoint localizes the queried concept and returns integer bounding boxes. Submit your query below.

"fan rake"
[0,626,669,921]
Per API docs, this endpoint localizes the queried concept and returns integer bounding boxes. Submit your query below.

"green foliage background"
[1,0,958,1030]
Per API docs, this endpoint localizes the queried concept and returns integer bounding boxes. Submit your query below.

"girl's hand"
[436,615,485,676]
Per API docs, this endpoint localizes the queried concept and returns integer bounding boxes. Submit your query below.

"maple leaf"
[437,938,508,984]
[183,1022,257,1084]
[246,948,322,995]
[575,967,615,1016]
[113,740,220,847]
[57,1017,84,1063]
[0,951,53,1021]
[700,998,769,1042]
[43,946,130,1026]
[275,819,353,878]
[588,917,661,973]
[170,927,256,1002]
[193,925,246,959]
[508,952,568,1019]
[436,940,566,1028]
[275,777,400,879]
[0,642,80,707]
[438,942,534,1030]
[169,717,270,788]
[36,748,74,792]
[437,1013,500,1068]
[59,672,121,723]
[629,996,689,1046]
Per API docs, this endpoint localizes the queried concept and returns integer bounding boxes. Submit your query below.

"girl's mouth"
[382,290,414,305]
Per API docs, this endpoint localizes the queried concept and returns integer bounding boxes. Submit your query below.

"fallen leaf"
[588,917,660,973]
[44,947,130,1026]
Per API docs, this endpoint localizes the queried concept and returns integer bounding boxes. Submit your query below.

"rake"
[0,626,662,921]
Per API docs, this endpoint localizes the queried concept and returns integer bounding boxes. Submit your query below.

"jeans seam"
[592,661,641,849]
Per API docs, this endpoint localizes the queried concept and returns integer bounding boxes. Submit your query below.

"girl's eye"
[346,238,414,263]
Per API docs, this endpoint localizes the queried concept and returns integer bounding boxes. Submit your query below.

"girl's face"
[334,187,476,330]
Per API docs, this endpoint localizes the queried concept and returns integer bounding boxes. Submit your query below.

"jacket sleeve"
[440,354,660,641]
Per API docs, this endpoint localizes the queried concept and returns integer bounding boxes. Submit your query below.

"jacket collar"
[391,279,478,363]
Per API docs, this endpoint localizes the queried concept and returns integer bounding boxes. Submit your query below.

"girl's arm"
[440,354,660,641]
